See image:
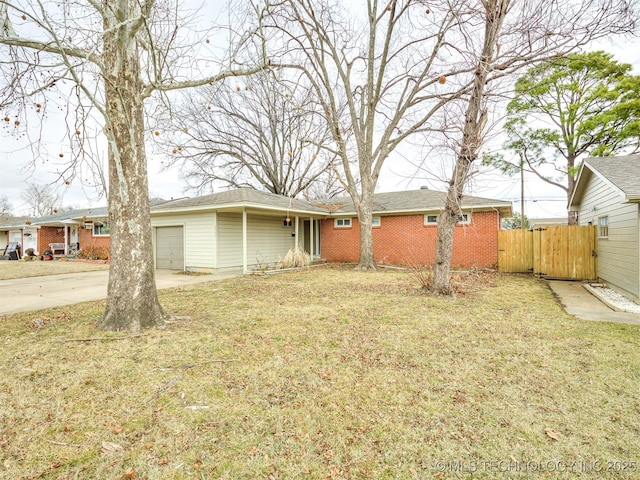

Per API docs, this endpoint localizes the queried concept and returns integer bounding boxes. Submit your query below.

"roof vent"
[420,185,429,190]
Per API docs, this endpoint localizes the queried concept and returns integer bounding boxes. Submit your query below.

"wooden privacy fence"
[498,225,597,280]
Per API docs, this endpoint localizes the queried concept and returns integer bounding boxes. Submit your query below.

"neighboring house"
[0,207,110,255]
[530,217,569,227]
[1,187,512,272]
[569,155,640,302]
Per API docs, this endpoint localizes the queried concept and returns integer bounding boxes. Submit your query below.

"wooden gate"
[498,225,597,280]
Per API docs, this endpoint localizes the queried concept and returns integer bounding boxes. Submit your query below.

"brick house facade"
[34,226,111,253]
[37,226,65,253]
[320,210,501,268]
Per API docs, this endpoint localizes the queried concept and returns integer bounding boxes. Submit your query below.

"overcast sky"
[1,6,638,220]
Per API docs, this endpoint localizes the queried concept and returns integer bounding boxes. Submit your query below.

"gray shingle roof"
[1,188,512,229]
[0,207,108,229]
[152,187,511,216]
[584,155,640,199]
[323,188,512,214]
[151,187,327,213]
[152,186,511,215]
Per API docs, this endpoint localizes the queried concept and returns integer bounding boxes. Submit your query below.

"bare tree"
[21,183,61,217]
[431,0,636,294]
[160,70,343,199]
[1,0,268,331]
[267,0,466,270]
[0,194,12,216]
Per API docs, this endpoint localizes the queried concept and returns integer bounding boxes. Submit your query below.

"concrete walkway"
[546,280,640,326]
[0,269,242,316]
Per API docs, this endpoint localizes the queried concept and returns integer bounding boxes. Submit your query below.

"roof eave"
[151,202,326,216]
[568,163,590,207]
[333,204,512,216]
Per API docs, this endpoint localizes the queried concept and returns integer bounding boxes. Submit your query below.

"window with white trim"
[424,214,438,225]
[334,218,352,228]
[424,213,471,225]
[598,216,609,238]
[457,213,471,224]
[93,219,111,236]
[372,216,381,227]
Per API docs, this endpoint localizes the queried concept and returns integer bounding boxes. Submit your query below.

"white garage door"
[156,226,184,270]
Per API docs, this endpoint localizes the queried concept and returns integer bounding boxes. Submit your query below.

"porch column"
[294,216,299,248]
[64,226,69,254]
[242,208,248,274]
[309,217,314,258]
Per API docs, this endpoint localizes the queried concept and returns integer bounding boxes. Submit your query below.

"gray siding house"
[569,155,640,302]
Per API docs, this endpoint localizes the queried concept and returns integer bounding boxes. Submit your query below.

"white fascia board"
[151,202,325,217]
[334,204,512,216]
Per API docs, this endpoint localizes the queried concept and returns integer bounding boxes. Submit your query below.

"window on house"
[93,219,111,236]
[424,213,471,225]
[598,216,609,238]
[372,216,381,227]
[424,214,438,225]
[334,218,352,228]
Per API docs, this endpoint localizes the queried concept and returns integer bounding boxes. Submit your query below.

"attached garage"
[155,226,184,270]
[148,188,330,272]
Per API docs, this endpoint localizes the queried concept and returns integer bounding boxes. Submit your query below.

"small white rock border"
[584,284,640,313]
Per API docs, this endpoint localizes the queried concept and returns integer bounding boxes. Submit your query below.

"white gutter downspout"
[242,208,248,274]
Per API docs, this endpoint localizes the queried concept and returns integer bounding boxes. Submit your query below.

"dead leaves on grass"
[544,427,562,440]
[320,369,332,380]
[30,312,69,332]
[101,441,124,453]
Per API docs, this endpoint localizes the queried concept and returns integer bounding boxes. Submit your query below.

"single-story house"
[569,154,640,302]
[0,207,111,256]
[1,187,512,272]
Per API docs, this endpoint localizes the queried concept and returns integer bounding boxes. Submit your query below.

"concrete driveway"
[0,269,242,316]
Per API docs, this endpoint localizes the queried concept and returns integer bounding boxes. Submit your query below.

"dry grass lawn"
[0,259,109,280]
[1,267,639,479]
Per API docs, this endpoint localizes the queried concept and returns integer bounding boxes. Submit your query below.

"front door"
[70,225,79,246]
[23,227,38,253]
[8,230,21,244]
[303,220,320,257]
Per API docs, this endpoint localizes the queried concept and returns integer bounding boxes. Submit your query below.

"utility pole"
[519,152,525,229]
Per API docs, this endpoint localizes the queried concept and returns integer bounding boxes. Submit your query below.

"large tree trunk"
[355,197,375,270]
[567,153,577,225]
[433,154,474,294]
[354,179,376,271]
[97,1,168,332]
[432,0,509,294]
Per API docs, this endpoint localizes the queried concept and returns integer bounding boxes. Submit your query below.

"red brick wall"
[38,227,66,253]
[36,226,111,252]
[79,228,111,249]
[319,210,500,268]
